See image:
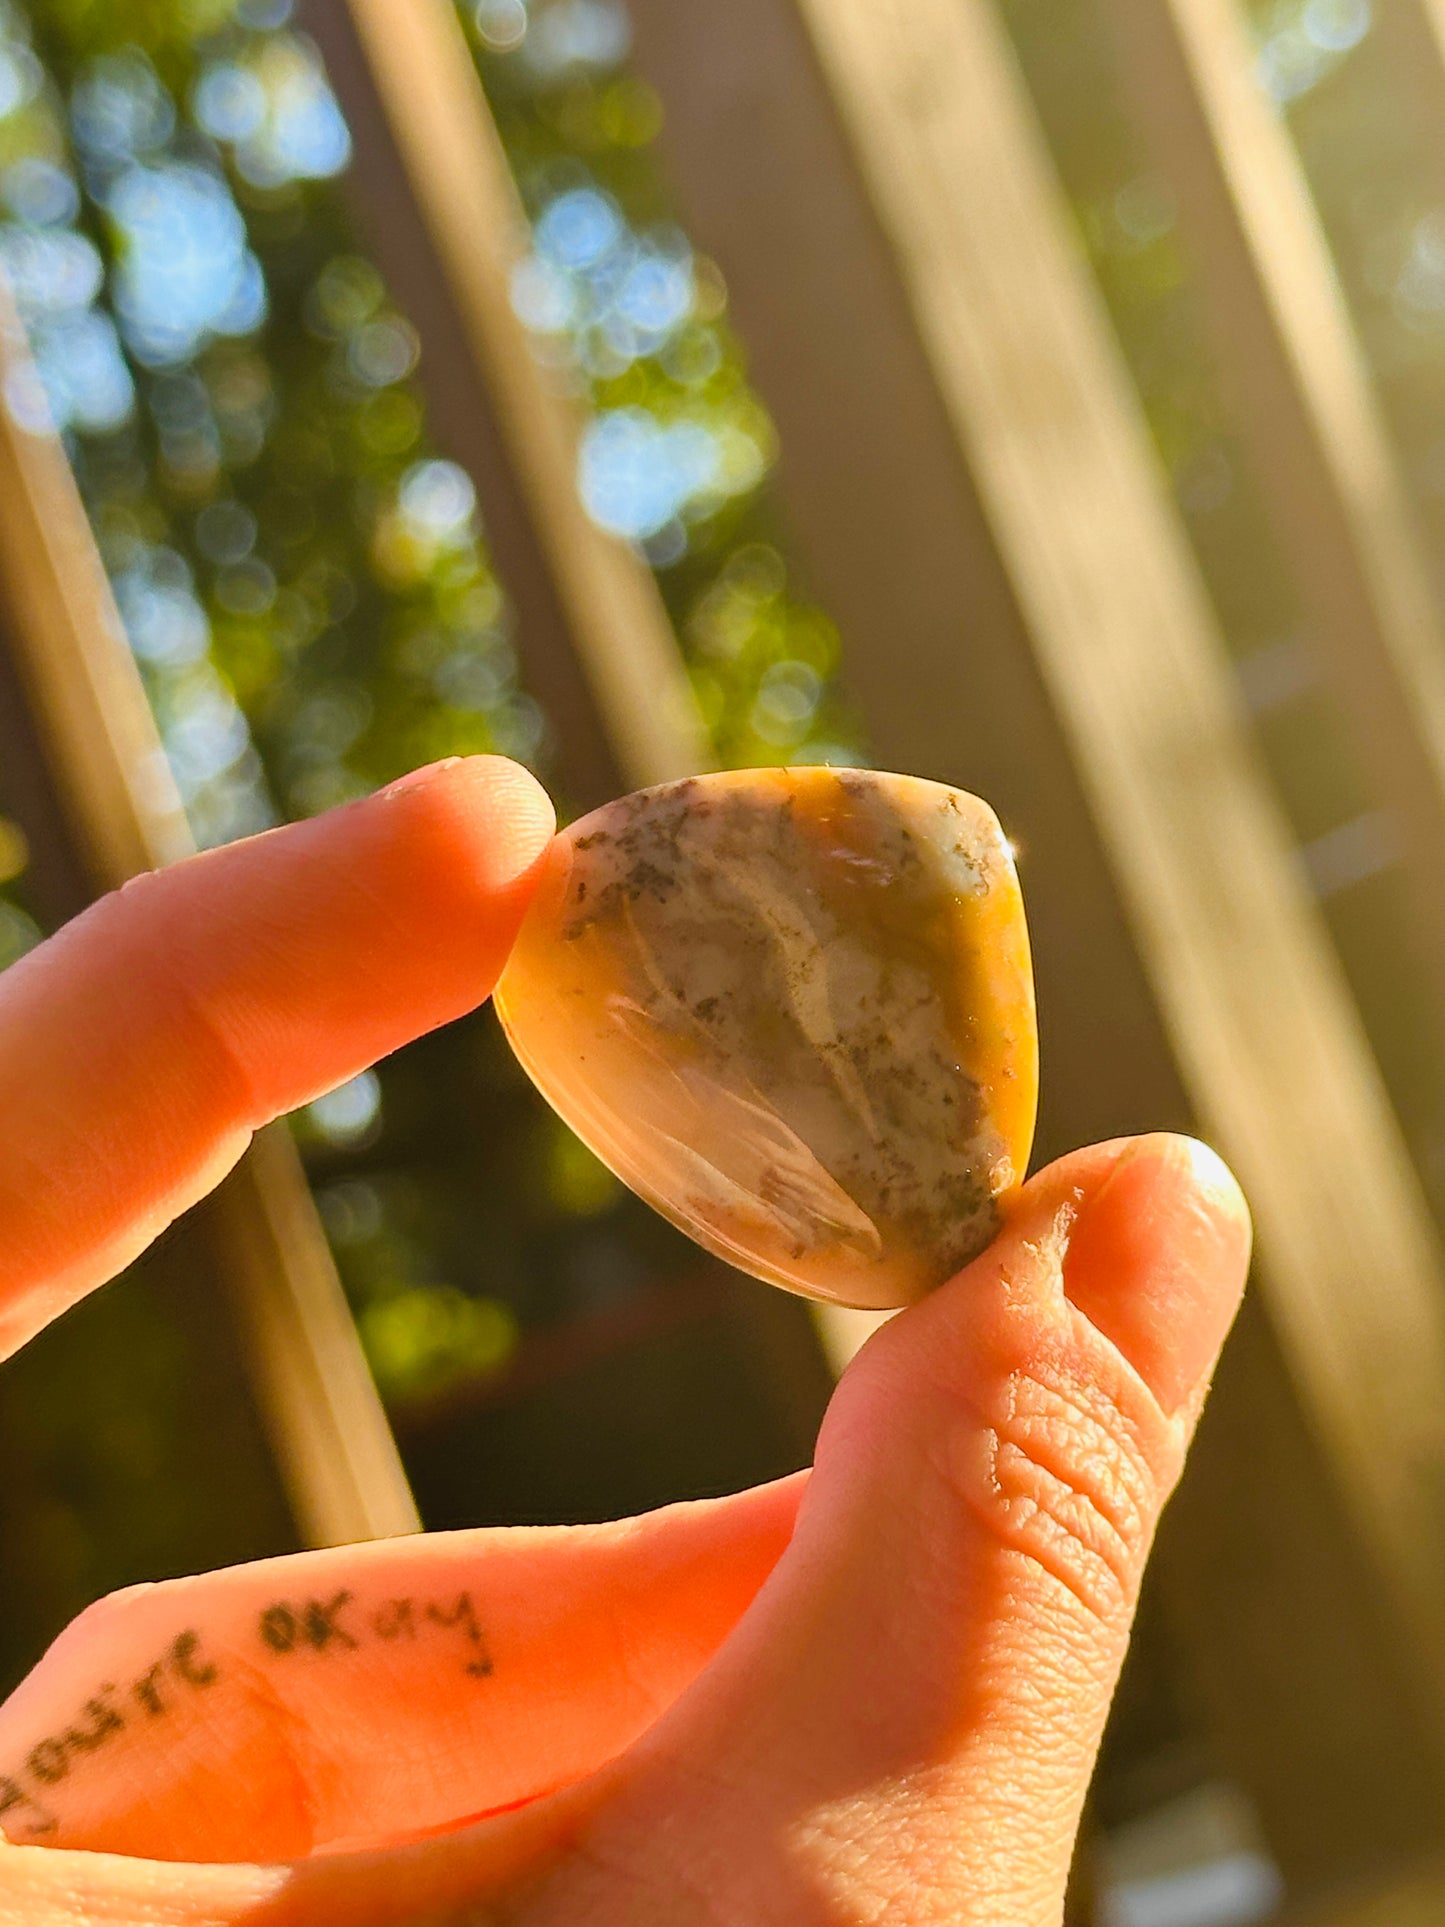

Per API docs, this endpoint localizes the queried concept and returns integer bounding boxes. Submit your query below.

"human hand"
[0,756,1250,1926]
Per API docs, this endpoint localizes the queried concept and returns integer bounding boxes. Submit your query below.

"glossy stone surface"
[494,768,1037,1309]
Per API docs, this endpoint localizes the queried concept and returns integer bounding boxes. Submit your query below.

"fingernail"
[1062,1133,1252,1414]
[377,757,464,800]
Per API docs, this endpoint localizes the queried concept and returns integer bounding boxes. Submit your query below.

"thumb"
[550,1133,1251,1926]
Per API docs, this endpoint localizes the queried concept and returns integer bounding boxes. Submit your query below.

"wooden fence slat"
[627,0,1445,1886]
[0,284,420,1548]
[303,0,711,809]
[1095,0,1445,1064]
[798,0,1445,1687]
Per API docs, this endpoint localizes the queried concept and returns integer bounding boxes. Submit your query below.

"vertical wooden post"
[627,0,1445,1888]
[1093,0,1445,1052]
[301,0,711,811]
[0,284,420,1548]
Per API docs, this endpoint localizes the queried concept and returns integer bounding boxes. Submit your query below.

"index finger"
[0,755,554,1359]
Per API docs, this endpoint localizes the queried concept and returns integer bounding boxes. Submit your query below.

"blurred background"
[3,0,1445,1919]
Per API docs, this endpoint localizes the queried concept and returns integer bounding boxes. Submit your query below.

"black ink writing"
[425,1593,493,1678]
[260,1589,490,1676]
[132,1662,166,1718]
[370,1594,491,1672]
[62,1690,124,1754]
[259,1590,356,1655]
[7,1630,220,1806]
[259,1605,294,1652]
[371,1598,416,1641]
[305,1592,356,1651]
[26,1740,68,1786]
[0,1774,55,1840]
[6,1577,498,1814]
[171,1630,218,1688]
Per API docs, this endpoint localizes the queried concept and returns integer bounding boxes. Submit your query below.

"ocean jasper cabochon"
[494,768,1037,1310]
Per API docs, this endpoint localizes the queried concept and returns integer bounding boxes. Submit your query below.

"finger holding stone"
[0,756,554,1359]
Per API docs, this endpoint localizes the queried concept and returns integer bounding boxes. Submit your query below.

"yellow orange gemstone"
[494,768,1037,1309]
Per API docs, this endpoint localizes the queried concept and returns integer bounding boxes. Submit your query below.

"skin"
[0,754,1251,1926]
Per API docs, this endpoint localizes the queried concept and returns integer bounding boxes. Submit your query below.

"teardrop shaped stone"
[494,768,1037,1310]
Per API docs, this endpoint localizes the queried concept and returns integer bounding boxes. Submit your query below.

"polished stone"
[494,768,1037,1309]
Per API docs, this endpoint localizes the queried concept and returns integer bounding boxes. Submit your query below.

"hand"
[0,756,1250,1926]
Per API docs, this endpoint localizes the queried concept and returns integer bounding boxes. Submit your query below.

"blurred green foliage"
[0,0,865,1451]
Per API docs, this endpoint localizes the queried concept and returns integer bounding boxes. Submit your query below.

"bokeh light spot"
[306,1068,383,1146]
[360,1287,518,1401]
[1,159,79,228]
[192,63,268,143]
[535,185,624,272]
[475,0,529,52]
[398,457,477,539]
